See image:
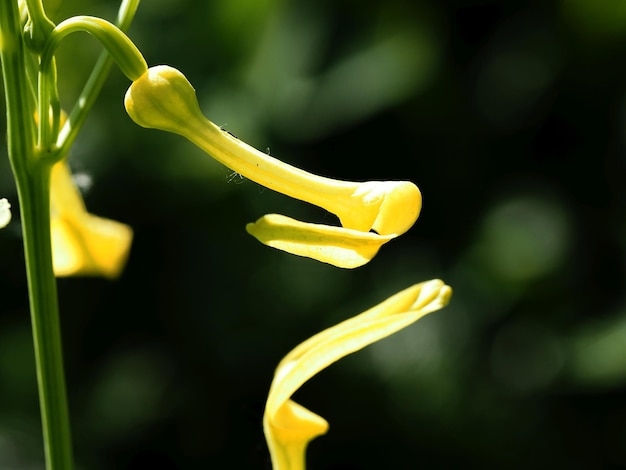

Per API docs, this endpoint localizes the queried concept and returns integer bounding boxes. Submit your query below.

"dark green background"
[2,0,626,468]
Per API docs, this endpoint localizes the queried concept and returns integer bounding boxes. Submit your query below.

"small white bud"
[0,198,12,228]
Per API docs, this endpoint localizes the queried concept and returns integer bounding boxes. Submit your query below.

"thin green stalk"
[0,0,74,468]
[15,164,74,470]
[1,0,36,171]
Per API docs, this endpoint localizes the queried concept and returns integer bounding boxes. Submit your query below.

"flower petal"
[246,213,396,268]
[50,162,133,278]
[341,180,421,236]
[51,213,133,278]
[264,399,328,470]
[264,280,452,470]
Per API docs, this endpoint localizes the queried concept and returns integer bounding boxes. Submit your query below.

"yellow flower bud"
[124,65,204,135]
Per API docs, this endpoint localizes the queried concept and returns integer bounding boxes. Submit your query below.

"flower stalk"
[1,0,74,467]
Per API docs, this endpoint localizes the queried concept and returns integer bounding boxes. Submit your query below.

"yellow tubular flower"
[124,66,422,267]
[50,161,133,278]
[0,198,11,228]
[264,279,452,470]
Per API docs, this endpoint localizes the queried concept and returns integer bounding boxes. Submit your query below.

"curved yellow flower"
[0,198,11,229]
[124,66,422,267]
[264,279,452,470]
[50,161,133,278]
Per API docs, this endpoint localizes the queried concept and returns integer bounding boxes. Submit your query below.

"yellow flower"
[264,279,452,470]
[124,66,422,268]
[50,160,133,278]
[0,198,11,229]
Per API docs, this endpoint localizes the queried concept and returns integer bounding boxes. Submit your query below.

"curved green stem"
[56,0,141,155]
[37,56,61,154]
[38,14,146,157]
[1,0,74,468]
[42,15,147,82]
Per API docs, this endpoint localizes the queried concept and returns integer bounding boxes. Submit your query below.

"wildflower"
[0,198,11,228]
[124,66,422,268]
[50,160,132,278]
[264,279,452,470]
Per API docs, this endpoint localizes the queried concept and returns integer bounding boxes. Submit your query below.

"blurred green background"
[2,0,626,468]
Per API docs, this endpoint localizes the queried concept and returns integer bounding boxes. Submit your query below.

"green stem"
[39,14,146,156]
[0,0,36,172]
[0,0,74,468]
[56,0,141,155]
[41,15,147,82]
[16,164,74,470]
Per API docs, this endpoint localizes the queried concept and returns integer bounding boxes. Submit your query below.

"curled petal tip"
[373,181,422,235]
[437,284,453,307]
[340,181,421,235]
[410,279,453,314]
